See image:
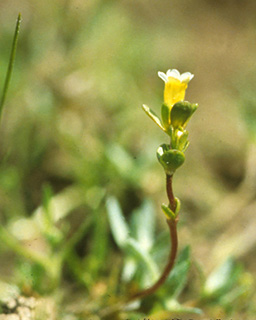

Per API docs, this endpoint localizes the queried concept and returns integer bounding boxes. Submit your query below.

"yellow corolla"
[158,69,194,108]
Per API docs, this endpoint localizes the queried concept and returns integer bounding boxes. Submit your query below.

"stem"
[127,174,178,302]
[166,174,176,211]
[128,218,178,301]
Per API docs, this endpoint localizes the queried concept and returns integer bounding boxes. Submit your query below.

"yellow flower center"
[164,77,187,108]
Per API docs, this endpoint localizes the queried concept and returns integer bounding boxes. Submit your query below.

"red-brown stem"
[127,174,178,302]
[128,218,178,301]
[166,174,176,211]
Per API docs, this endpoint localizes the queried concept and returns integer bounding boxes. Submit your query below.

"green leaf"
[0,14,21,124]
[87,210,108,279]
[142,104,165,131]
[130,199,155,252]
[122,312,146,320]
[122,257,137,282]
[161,103,170,130]
[203,257,242,299]
[165,246,191,299]
[161,203,176,220]
[125,238,159,282]
[106,197,129,248]
[151,231,169,263]
[174,197,181,215]
[106,144,141,184]
[163,299,202,314]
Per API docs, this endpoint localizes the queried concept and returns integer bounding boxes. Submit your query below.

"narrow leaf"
[126,238,159,282]
[164,299,202,314]
[106,197,129,248]
[130,199,155,251]
[203,257,242,298]
[165,246,191,299]
[0,14,21,123]
[161,203,175,220]
[142,104,165,131]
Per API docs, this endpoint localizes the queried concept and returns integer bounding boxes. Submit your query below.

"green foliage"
[106,197,198,314]
[202,257,253,313]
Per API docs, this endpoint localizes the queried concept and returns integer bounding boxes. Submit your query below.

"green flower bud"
[171,101,198,129]
[174,129,189,152]
[157,144,185,175]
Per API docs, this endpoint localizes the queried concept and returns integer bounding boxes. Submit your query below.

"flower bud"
[157,144,185,175]
[171,101,198,129]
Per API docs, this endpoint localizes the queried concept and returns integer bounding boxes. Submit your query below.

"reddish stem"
[127,174,178,302]
[166,174,176,211]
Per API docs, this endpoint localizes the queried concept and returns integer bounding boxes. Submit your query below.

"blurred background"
[0,0,256,319]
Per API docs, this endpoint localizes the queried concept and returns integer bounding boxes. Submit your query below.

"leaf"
[122,257,137,282]
[161,203,176,220]
[126,238,159,282]
[0,14,21,123]
[142,104,165,131]
[105,144,141,184]
[165,246,191,299]
[203,257,242,299]
[151,231,169,262]
[87,211,108,279]
[130,199,155,252]
[163,298,202,314]
[106,197,129,248]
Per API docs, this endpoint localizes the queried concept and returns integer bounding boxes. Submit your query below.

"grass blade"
[0,13,21,123]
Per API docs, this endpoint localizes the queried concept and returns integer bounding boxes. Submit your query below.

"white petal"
[180,72,194,83]
[167,69,181,80]
[158,71,168,83]
[166,69,172,76]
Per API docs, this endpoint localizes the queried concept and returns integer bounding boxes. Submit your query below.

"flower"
[158,69,194,108]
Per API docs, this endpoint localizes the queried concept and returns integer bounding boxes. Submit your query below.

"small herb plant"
[106,68,199,314]
[133,68,198,299]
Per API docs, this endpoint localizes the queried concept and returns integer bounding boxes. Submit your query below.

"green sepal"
[142,104,165,131]
[171,101,198,129]
[161,203,176,220]
[157,144,185,175]
[161,103,170,130]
